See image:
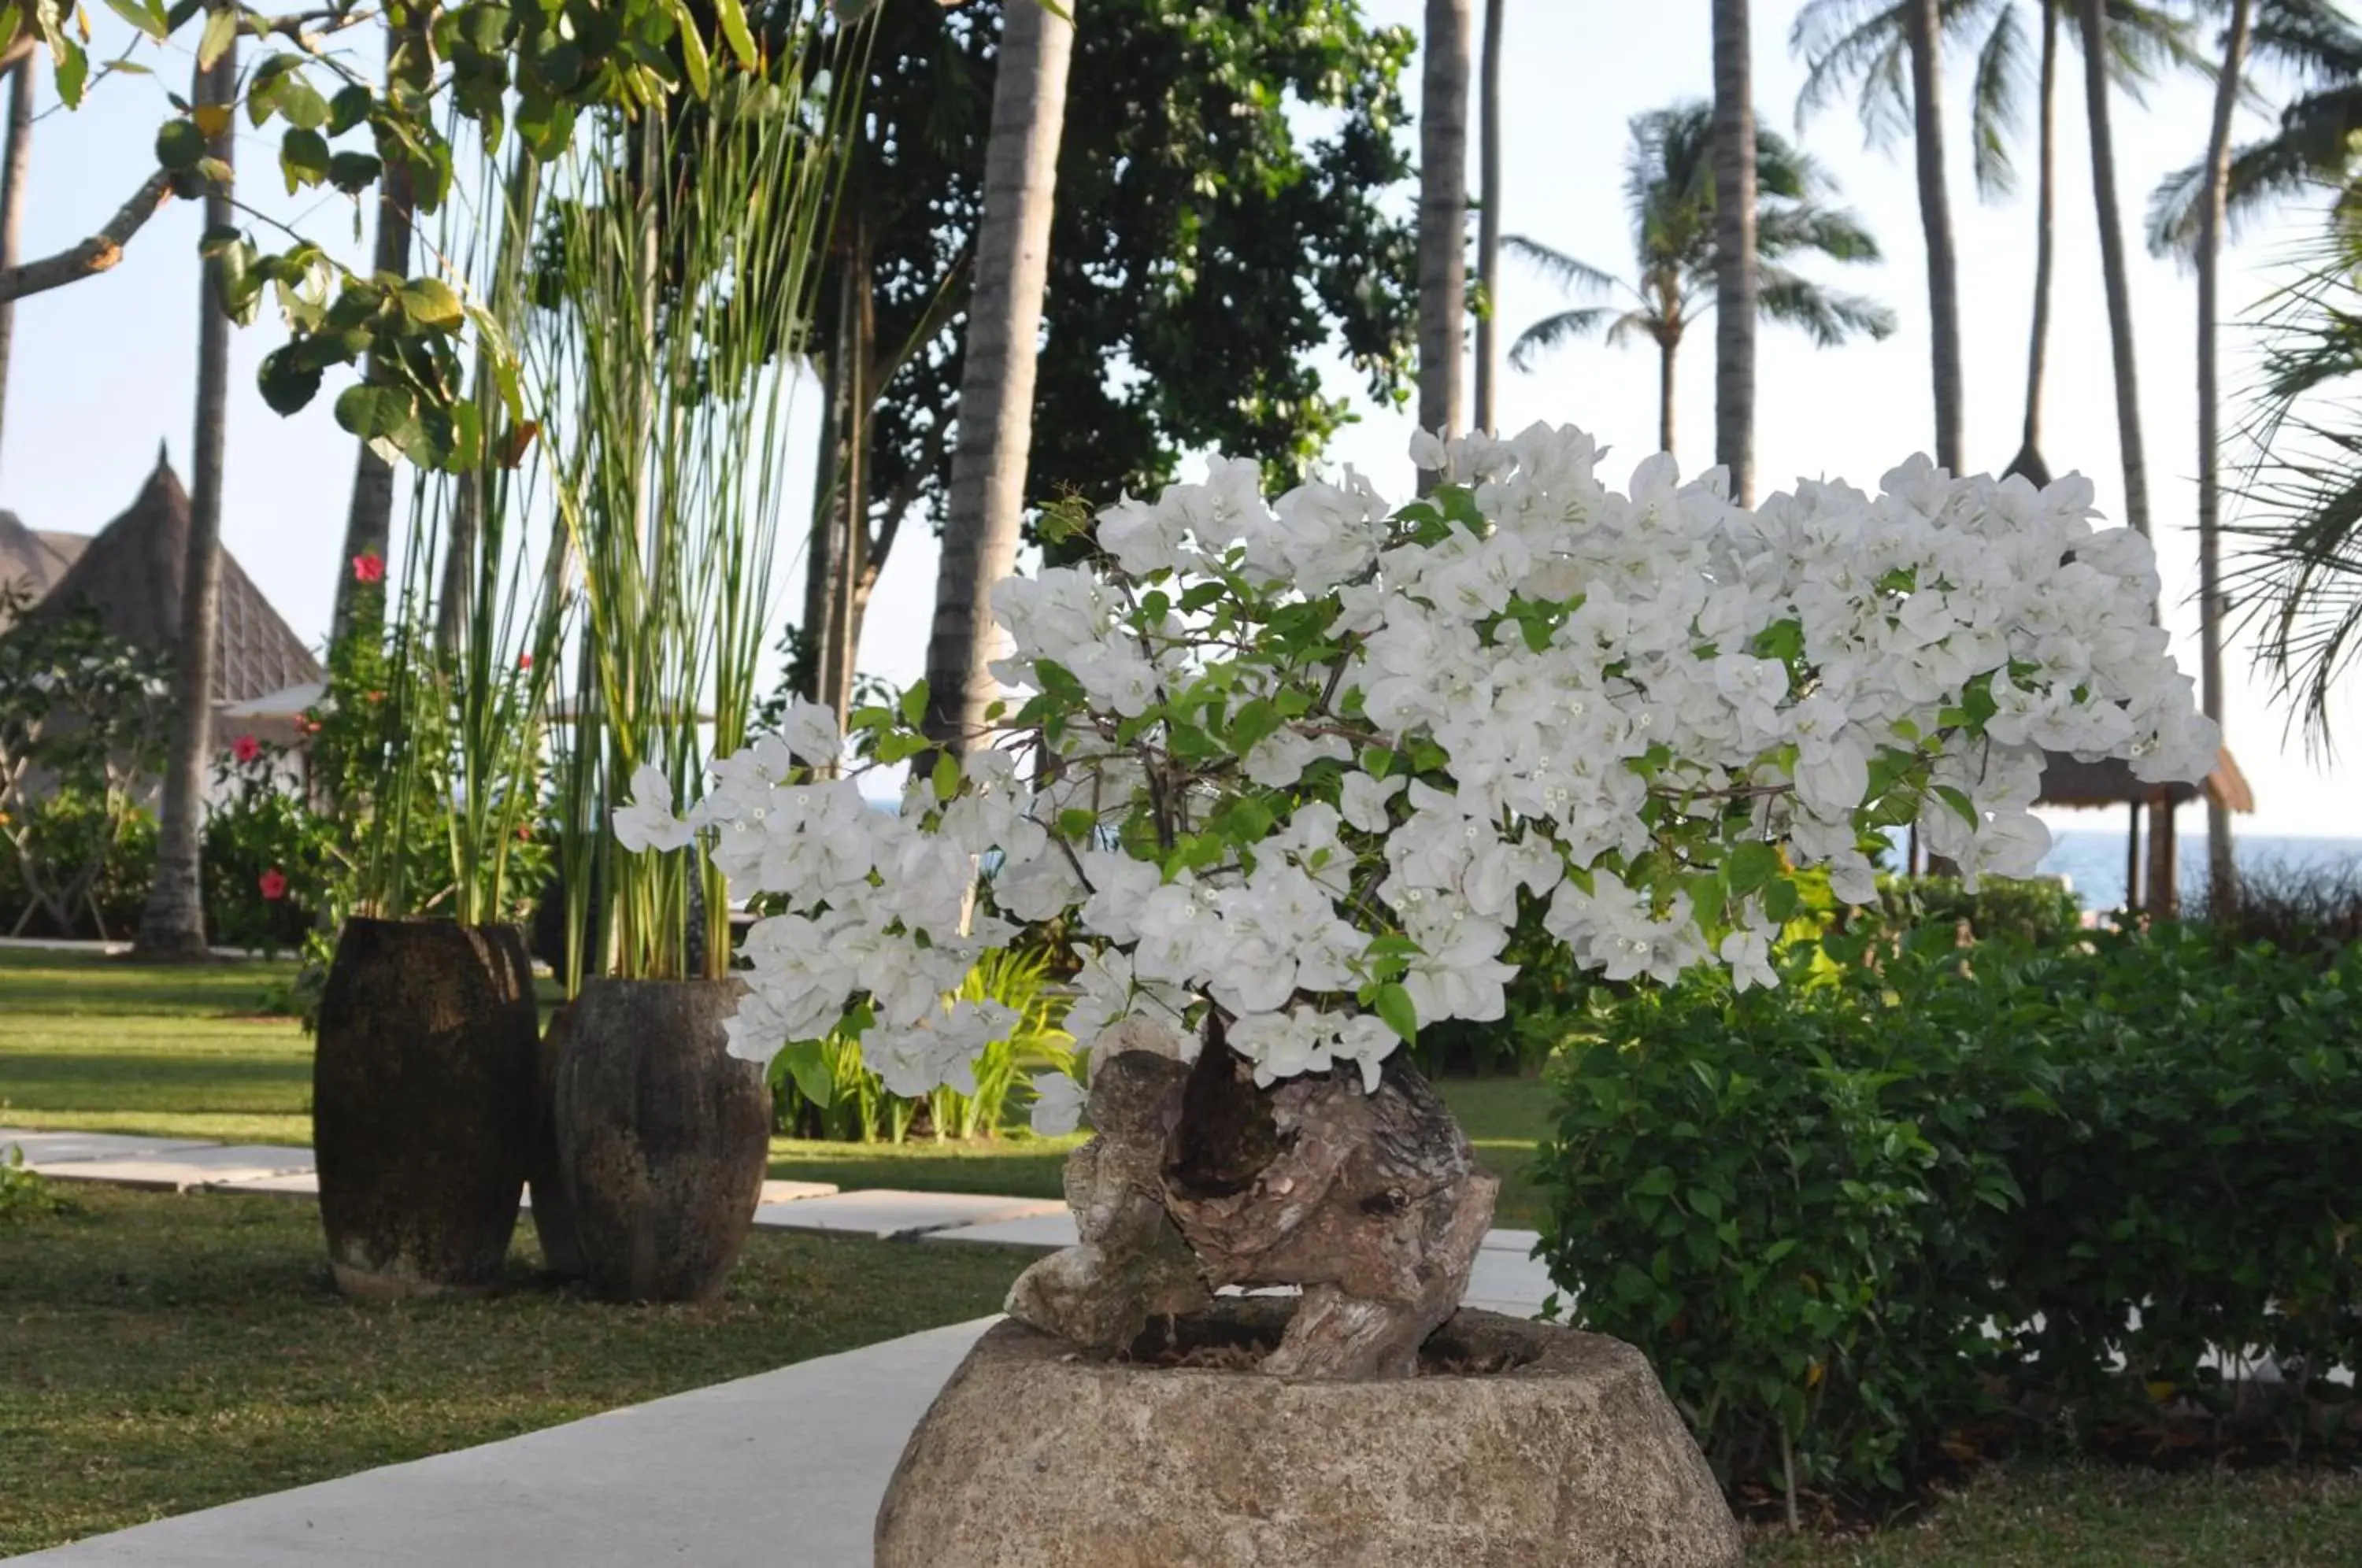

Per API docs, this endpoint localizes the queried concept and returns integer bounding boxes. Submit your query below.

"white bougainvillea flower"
[1028,1071,1087,1137]
[643,422,2218,1105]
[613,764,693,854]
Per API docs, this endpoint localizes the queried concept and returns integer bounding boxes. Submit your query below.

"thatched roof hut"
[2036,746,2254,916]
[0,509,91,623]
[2034,749,2254,815]
[23,449,322,704]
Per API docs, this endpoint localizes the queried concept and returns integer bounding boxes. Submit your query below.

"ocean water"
[2031,827,2362,913]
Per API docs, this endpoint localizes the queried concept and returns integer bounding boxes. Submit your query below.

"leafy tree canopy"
[842,0,1416,553]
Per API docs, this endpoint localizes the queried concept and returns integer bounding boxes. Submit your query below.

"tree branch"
[0,170,174,303]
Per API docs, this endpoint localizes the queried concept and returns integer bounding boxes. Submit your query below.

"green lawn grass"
[0,949,314,1145]
[1747,1463,2362,1566]
[0,1183,1031,1557]
[5,950,2352,1563]
[1,948,1562,1224]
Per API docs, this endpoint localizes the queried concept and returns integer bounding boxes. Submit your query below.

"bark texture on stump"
[1007,1048,1209,1355]
[1162,1021,1498,1380]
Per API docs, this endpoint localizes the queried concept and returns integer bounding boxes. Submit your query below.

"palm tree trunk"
[329,24,420,656]
[2075,0,2164,906]
[1711,0,1756,505]
[135,31,237,960]
[829,216,875,726]
[2197,0,2253,910]
[1905,0,1964,474]
[1472,0,1504,435]
[2008,0,2059,486]
[800,282,844,707]
[0,55,32,475]
[1415,0,1472,488]
[1658,335,1677,459]
[2075,0,2149,537]
[921,0,1078,755]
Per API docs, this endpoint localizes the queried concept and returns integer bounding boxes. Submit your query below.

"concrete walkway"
[6,1126,1560,1566]
[8,1319,998,1567]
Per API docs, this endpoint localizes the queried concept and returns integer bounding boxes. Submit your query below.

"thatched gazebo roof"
[0,509,89,623]
[25,449,323,704]
[2035,747,2254,814]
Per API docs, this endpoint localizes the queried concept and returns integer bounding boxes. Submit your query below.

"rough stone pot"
[876,1300,1742,1568]
[554,977,771,1303]
[526,1001,587,1278]
[313,917,540,1299]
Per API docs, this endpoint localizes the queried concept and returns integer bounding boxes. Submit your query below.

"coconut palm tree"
[136,21,237,959]
[1416,0,1472,486]
[1714,0,1759,505]
[2149,2,2362,253]
[1794,0,2201,483]
[1506,102,1894,461]
[2194,0,2256,910]
[1472,0,1505,436]
[921,0,1079,756]
[2075,0,2154,541]
[2148,2,2362,901]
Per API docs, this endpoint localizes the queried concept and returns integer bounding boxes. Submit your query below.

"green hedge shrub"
[1538,925,2362,1505]
[0,790,157,940]
[1864,873,2083,948]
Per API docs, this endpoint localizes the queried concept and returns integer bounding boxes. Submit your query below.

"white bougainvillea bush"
[616,424,2218,1133]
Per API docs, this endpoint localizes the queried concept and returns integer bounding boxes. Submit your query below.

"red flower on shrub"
[351,552,386,584]
[517,653,534,671]
[257,867,289,901]
[231,734,261,764]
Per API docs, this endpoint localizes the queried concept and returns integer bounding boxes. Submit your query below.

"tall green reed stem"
[542,28,861,987]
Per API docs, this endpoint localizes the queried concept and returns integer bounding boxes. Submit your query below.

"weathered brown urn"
[554,977,771,1303]
[313,918,540,1299]
[527,1001,587,1278]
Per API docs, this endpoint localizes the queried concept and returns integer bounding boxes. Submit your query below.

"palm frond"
[1757,267,1900,346]
[2147,85,2362,260]
[1790,0,1918,145]
[2091,0,2207,110]
[2247,0,2362,81]
[1757,202,1886,265]
[1970,2,2028,199]
[1504,234,1619,298]
[1603,308,1668,351]
[2227,227,2362,745]
[1509,308,1615,371]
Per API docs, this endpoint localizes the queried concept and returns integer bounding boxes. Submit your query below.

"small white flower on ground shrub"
[621,424,2219,1100]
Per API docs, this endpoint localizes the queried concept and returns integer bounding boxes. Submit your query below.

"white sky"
[7,2,2359,837]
